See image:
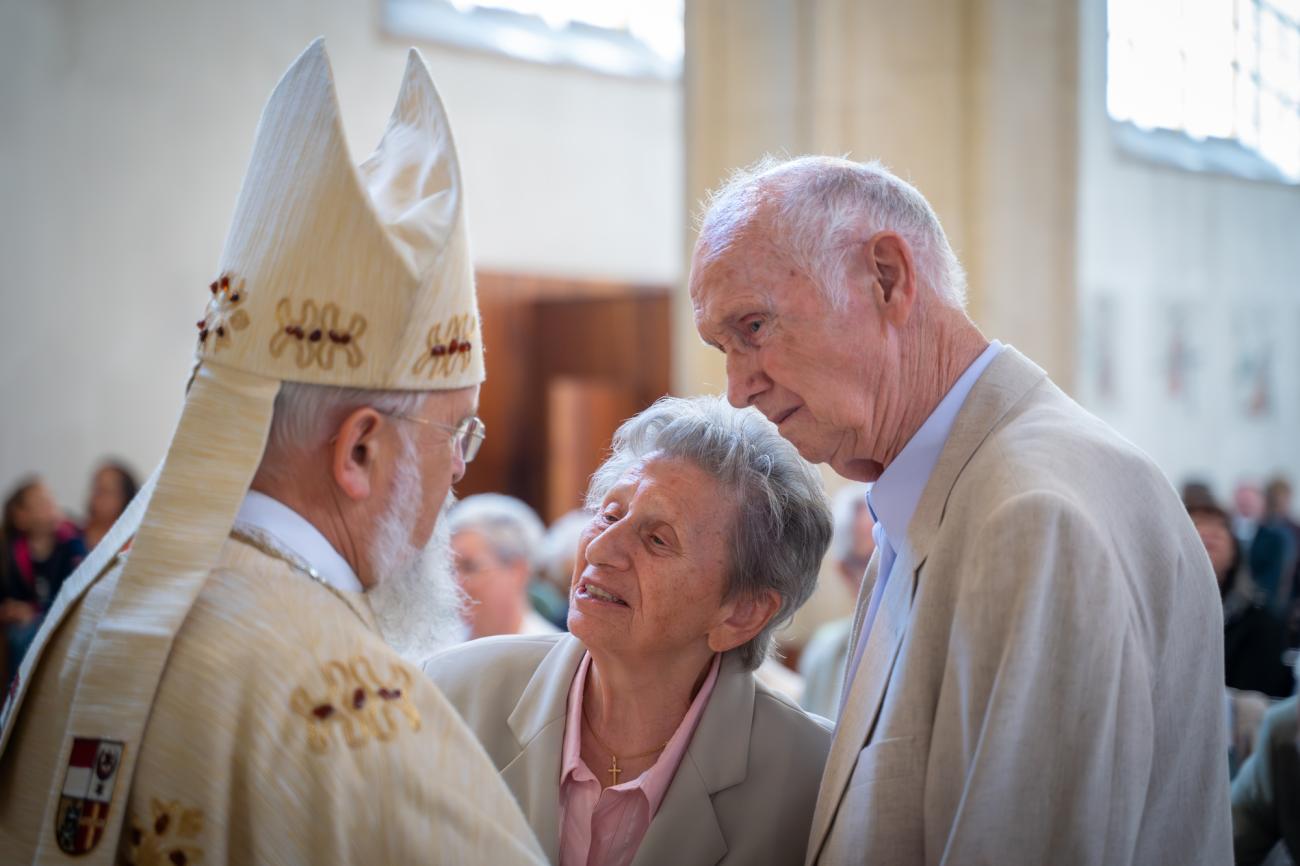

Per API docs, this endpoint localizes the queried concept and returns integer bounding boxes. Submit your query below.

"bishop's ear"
[330,407,386,501]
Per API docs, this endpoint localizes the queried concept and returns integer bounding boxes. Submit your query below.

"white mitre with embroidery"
[201,37,482,386]
[0,38,483,863]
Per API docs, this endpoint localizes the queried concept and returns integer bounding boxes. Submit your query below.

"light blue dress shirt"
[842,341,1004,707]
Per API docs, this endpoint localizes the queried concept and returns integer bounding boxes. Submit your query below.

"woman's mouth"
[577,581,629,607]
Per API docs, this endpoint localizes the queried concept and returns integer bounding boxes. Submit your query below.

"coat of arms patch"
[55,737,124,855]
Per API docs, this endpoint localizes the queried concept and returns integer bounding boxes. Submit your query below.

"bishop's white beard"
[366,435,466,665]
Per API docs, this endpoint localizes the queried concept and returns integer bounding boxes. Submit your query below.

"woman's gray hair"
[447,493,546,568]
[697,155,967,309]
[586,395,832,670]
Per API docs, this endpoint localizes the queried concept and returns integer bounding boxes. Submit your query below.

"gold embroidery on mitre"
[289,657,421,753]
[196,273,250,353]
[412,313,477,378]
[270,297,367,370]
[121,798,204,866]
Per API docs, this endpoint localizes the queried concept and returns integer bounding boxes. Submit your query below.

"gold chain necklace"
[582,703,670,786]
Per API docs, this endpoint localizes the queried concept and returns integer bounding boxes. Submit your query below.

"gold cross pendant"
[607,755,622,786]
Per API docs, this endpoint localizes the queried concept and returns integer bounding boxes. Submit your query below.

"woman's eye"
[599,509,618,524]
[649,534,667,547]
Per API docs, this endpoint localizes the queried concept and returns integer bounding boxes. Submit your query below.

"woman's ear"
[330,407,386,502]
[706,589,782,655]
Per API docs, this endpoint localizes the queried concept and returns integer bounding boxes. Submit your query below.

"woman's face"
[87,468,128,524]
[567,455,742,665]
[1192,512,1235,586]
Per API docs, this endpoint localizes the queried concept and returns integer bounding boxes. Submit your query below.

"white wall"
[1076,0,1300,497]
[0,0,682,509]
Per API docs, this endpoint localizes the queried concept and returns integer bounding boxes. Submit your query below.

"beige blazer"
[0,537,546,865]
[424,633,831,866]
[808,347,1233,866]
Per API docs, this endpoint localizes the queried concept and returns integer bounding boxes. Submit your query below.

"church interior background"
[3,0,1299,643]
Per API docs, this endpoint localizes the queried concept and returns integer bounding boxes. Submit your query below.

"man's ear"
[862,231,917,327]
[706,589,782,655]
[330,407,386,502]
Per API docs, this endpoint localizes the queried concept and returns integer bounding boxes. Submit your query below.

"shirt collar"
[868,341,1003,547]
[560,651,722,814]
[232,490,364,594]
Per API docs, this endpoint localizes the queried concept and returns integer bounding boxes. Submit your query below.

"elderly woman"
[424,395,833,866]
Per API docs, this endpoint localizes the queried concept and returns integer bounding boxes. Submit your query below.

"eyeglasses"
[386,413,486,463]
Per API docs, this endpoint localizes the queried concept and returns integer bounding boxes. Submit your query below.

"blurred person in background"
[1189,499,1294,699]
[799,485,874,718]
[1251,476,1299,620]
[536,509,590,628]
[1,477,85,681]
[425,395,833,866]
[450,493,559,639]
[1234,479,1266,548]
[81,460,139,551]
[1231,694,1299,866]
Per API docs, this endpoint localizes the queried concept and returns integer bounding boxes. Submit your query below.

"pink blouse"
[557,652,721,866]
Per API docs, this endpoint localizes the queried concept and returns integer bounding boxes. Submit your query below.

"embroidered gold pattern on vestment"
[270,297,367,369]
[197,273,250,352]
[121,798,204,866]
[290,656,421,752]
[412,313,476,378]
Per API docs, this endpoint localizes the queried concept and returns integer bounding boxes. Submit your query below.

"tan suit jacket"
[0,537,546,864]
[808,347,1233,866]
[424,633,831,866]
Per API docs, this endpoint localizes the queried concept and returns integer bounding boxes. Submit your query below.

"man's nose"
[725,351,767,408]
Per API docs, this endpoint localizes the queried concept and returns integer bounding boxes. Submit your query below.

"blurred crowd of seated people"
[0,461,137,682]
[1183,477,1298,865]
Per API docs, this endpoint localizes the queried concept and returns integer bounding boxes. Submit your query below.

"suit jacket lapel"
[633,651,752,866]
[501,634,586,864]
[807,545,917,864]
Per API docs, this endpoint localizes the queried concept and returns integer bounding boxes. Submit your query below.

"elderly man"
[0,41,544,864]
[449,493,559,639]
[691,156,1231,865]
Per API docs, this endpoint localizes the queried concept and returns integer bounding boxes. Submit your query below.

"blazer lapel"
[501,634,587,865]
[807,545,917,865]
[632,651,752,866]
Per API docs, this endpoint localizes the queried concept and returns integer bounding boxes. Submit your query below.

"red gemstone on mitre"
[378,688,402,700]
[220,275,230,289]
[209,281,218,294]
[311,704,334,719]
[339,334,351,345]
[432,345,446,357]
[309,329,322,342]
[196,320,206,330]
[461,341,472,353]
[352,688,366,709]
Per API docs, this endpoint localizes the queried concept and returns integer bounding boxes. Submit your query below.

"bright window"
[1107,0,1300,182]
[385,0,684,79]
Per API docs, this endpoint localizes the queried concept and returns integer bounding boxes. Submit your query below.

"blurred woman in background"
[1,477,85,680]
[81,460,138,551]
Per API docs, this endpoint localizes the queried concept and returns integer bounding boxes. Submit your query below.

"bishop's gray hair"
[263,382,429,460]
[696,155,967,309]
[586,395,832,670]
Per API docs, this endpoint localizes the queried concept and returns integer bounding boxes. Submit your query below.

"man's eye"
[748,319,763,334]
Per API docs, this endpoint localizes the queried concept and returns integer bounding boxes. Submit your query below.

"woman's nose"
[583,519,631,570]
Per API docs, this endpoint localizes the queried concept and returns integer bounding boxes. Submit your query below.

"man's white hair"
[696,155,967,309]
[264,382,429,460]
